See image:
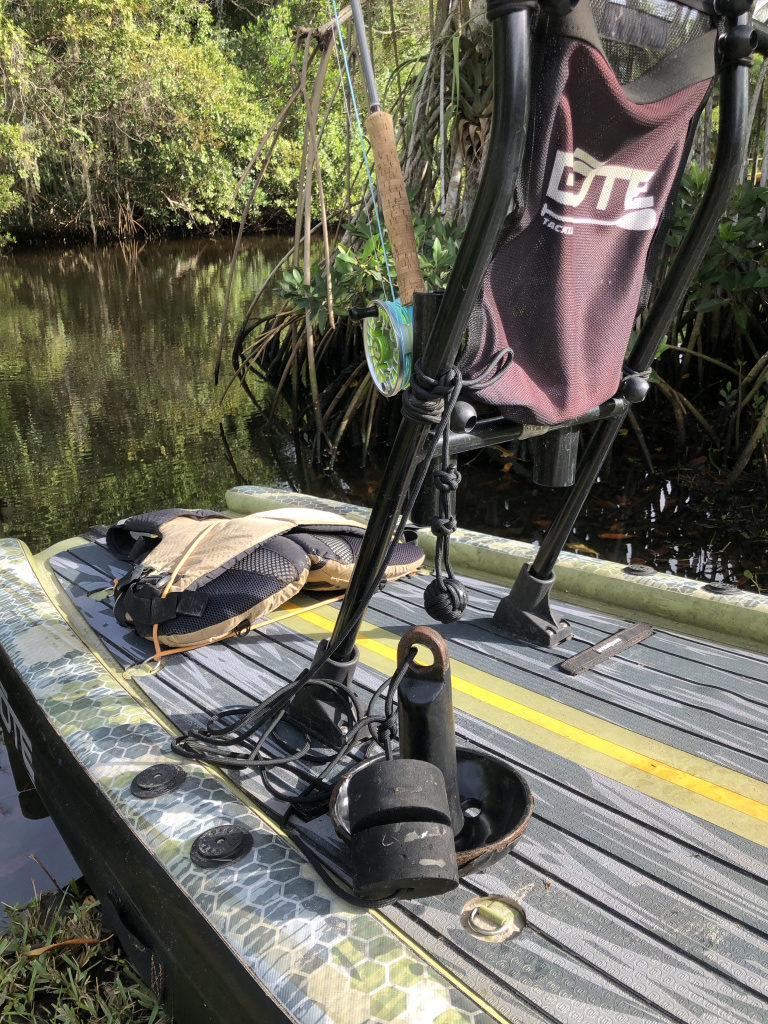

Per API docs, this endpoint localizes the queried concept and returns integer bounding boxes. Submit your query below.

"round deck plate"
[190,824,253,868]
[130,762,187,799]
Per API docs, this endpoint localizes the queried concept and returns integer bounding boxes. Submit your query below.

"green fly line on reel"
[363,300,414,397]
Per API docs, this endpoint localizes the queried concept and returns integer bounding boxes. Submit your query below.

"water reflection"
[2,234,764,582]
[454,446,766,588]
[0,236,293,551]
[1,731,80,916]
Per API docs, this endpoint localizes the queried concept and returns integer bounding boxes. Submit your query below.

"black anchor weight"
[337,625,535,898]
[345,626,466,901]
[347,758,459,900]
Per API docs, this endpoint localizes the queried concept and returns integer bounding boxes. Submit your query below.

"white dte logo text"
[542,148,658,232]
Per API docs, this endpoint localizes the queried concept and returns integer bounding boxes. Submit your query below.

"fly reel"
[362,299,413,397]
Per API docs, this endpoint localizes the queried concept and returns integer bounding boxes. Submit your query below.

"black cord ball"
[424,578,468,623]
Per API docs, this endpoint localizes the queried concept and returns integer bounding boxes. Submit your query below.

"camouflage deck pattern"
[0,537,495,1024]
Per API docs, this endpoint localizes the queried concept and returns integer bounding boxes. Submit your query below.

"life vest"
[107,506,425,656]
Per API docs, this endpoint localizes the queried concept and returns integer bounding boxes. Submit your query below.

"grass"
[0,881,171,1024]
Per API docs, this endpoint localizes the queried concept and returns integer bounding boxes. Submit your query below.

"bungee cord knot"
[432,513,457,537]
[424,575,468,623]
[431,463,461,534]
[396,358,469,624]
[431,462,461,542]
[401,360,461,425]
[371,708,398,759]
[425,456,467,623]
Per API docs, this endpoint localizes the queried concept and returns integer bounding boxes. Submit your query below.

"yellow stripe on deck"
[276,599,768,847]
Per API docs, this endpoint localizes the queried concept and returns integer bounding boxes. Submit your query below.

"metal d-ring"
[468,905,507,935]
[461,896,527,942]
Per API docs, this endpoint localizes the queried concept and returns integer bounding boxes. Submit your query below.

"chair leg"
[492,414,624,646]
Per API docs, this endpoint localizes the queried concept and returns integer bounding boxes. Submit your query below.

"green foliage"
[0,0,270,241]
[1,883,171,1024]
[0,238,284,551]
[276,209,464,332]
[656,167,768,474]
[0,14,38,246]
[0,0,432,243]
[665,166,768,357]
[239,210,464,461]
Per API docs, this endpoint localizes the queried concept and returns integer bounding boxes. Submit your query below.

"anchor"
[330,626,534,900]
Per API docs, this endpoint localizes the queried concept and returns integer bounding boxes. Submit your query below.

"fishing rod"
[323,6,533,666]
[344,0,426,397]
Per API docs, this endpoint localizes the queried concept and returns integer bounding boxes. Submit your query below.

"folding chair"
[315,0,761,677]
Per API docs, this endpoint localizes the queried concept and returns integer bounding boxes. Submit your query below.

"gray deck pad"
[49,540,768,1024]
[558,622,654,674]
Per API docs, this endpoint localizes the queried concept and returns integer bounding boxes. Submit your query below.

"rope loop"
[461,346,513,392]
[402,360,461,425]
[411,365,467,625]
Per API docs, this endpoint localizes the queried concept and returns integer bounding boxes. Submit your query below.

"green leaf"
[694,297,727,313]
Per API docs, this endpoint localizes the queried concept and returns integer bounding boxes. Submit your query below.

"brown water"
[0,235,764,910]
[0,237,288,552]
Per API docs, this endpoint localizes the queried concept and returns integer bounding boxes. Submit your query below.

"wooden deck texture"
[49,537,768,1024]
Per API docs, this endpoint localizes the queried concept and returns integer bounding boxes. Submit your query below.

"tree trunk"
[741,58,768,184]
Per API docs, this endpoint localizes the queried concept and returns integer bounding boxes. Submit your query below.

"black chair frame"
[313,0,762,673]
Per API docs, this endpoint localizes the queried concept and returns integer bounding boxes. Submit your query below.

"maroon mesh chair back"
[461,0,717,424]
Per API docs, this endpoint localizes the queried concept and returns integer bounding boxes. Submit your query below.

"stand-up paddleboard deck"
[2,489,768,1024]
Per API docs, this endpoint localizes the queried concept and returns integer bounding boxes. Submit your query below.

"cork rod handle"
[366,110,425,307]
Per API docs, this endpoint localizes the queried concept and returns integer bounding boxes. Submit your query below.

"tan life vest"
[107,506,425,654]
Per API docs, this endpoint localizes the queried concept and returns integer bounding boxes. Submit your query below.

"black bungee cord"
[171,650,417,807]
[173,362,464,795]
[172,650,419,907]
